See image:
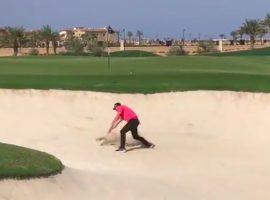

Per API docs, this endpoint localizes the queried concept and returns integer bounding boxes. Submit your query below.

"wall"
[1,43,270,57]
[0,47,66,57]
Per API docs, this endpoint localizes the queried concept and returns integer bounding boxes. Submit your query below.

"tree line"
[0,25,145,56]
[230,13,270,48]
[0,25,61,56]
[3,13,270,57]
[0,25,111,56]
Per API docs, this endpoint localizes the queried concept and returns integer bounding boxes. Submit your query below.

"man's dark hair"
[113,102,121,110]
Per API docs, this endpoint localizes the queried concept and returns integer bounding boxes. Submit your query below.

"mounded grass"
[0,53,270,93]
[0,142,63,179]
[109,50,157,57]
[208,47,270,56]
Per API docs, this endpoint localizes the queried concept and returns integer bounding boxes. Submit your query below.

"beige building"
[59,27,118,44]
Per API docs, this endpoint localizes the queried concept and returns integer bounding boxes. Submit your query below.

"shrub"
[87,42,105,57]
[91,46,104,57]
[28,48,39,56]
[87,43,105,57]
[198,40,216,53]
[167,45,186,56]
[58,52,92,56]
[110,50,157,57]
[64,38,84,55]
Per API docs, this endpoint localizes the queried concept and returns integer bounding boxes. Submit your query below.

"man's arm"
[108,113,123,134]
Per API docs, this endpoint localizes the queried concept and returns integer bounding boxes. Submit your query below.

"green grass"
[110,50,157,57]
[1,49,269,177]
[0,52,270,93]
[0,143,63,179]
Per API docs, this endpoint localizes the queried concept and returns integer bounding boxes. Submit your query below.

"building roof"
[25,29,41,34]
[60,27,110,33]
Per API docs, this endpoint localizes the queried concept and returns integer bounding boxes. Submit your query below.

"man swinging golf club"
[108,103,155,152]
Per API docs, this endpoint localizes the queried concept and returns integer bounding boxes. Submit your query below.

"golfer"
[108,103,155,152]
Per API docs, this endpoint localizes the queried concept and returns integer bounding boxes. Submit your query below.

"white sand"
[0,89,269,200]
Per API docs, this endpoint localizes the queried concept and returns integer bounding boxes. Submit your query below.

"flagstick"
[108,47,111,72]
[107,27,111,72]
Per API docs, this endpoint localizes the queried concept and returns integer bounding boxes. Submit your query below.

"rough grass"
[0,143,63,179]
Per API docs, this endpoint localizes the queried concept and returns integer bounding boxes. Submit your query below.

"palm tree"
[51,31,59,54]
[40,25,54,55]
[258,26,268,45]
[230,31,238,44]
[258,21,268,45]
[26,31,41,48]
[4,27,25,56]
[241,19,264,48]
[219,34,225,39]
[127,31,133,44]
[263,13,270,39]
[136,30,143,45]
[236,28,244,40]
[264,13,270,28]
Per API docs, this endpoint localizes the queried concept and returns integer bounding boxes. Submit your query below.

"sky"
[0,0,269,39]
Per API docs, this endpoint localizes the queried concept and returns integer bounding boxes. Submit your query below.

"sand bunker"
[0,89,269,200]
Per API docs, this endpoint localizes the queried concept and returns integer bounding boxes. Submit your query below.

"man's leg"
[130,119,152,147]
[119,122,131,149]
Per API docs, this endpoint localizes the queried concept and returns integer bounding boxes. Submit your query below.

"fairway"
[0,53,270,93]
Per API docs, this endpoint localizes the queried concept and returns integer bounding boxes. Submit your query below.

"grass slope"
[0,143,63,179]
[0,55,270,93]
[208,47,270,56]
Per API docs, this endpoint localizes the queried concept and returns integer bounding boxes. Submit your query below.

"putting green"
[0,48,269,93]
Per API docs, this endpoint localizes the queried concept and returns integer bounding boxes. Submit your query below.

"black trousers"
[120,119,151,148]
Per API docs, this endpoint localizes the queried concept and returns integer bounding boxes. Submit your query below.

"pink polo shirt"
[115,105,138,122]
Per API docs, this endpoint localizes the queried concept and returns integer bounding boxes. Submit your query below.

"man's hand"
[108,127,113,134]
[108,113,123,134]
